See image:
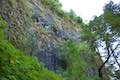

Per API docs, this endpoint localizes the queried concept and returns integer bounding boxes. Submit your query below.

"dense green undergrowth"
[58,41,100,80]
[0,17,63,80]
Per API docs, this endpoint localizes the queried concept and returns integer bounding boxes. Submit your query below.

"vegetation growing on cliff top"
[41,0,82,24]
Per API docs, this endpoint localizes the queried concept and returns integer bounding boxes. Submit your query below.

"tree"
[104,1,120,32]
[82,15,120,79]
[41,0,64,16]
[90,16,120,77]
[68,9,76,19]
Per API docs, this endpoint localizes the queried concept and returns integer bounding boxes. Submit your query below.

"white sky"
[59,0,119,23]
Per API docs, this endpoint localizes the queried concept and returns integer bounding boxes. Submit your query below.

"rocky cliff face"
[0,0,81,71]
[0,0,102,79]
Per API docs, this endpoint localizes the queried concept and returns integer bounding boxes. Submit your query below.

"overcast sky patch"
[59,0,119,22]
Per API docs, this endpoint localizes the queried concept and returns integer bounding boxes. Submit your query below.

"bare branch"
[113,54,120,69]
[98,40,110,77]
[98,41,120,78]
[111,42,120,69]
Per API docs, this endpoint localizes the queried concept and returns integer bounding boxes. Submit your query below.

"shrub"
[0,40,63,80]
